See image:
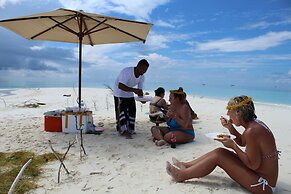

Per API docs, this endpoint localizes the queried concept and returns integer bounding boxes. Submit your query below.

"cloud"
[155,20,175,28]
[144,31,190,51]
[145,32,170,50]
[288,70,291,75]
[81,44,129,68]
[240,18,291,30]
[0,69,78,87]
[30,46,45,51]
[146,53,172,67]
[273,74,291,86]
[195,31,291,52]
[154,17,186,29]
[0,0,23,8]
[58,0,170,20]
[0,30,75,71]
[240,21,271,30]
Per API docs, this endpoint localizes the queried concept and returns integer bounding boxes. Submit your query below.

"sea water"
[195,85,291,106]
[1,82,291,106]
[145,82,291,106]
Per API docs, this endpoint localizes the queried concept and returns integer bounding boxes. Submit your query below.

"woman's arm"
[173,104,192,129]
[221,129,261,170]
[220,116,245,146]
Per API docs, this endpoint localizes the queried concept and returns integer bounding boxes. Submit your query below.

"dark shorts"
[149,115,166,122]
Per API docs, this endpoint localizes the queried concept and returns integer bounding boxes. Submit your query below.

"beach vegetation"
[0,151,60,194]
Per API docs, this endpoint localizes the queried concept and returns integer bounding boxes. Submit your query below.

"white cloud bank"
[195,31,291,52]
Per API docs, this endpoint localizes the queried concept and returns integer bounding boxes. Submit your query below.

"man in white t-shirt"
[113,59,149,138]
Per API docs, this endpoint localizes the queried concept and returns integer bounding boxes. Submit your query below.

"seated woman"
[149,87,168,123]
[166,95,279,194]
[151,87,195,146]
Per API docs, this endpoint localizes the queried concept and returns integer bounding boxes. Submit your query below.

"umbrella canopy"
[0,8,153,107]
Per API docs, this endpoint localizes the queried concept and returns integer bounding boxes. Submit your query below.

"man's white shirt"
[113,67,145,98]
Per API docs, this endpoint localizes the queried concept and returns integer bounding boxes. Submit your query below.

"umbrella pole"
[78,36,82,109]
[77,16,87,157]
[78,37,87,157]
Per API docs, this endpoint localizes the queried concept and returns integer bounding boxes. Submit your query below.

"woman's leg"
[167,148,272,194]
[175,150,216,168]
[151,126,169,140]
[163,131,193,144]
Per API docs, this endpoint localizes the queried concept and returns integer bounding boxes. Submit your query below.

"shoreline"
[1,87,291,108]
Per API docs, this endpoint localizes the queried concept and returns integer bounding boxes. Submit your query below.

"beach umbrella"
[0,8,153,108]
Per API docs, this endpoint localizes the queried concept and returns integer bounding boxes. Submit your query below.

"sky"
[0,0,291,93]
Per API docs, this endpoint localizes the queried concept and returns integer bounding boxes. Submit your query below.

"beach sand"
[0,87,291,194]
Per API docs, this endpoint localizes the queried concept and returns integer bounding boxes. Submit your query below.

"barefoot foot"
[155,139,167,146]
[166,161,184,182]
[166,161,172,176]
[172,157,186,169]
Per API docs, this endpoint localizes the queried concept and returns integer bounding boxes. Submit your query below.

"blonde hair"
[227,95,257,122]
[170,87,186,103]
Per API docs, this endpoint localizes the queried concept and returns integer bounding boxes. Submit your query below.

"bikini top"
[254,119,280,160]
[167,118,181,129]
[150,97,162,107]
[262,150,281,160]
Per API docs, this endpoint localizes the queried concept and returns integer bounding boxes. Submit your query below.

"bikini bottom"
[250,177,276,193]
[170,128,195,138]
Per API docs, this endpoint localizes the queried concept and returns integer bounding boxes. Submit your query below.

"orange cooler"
[44,110,62,132]
[44,114,62,132]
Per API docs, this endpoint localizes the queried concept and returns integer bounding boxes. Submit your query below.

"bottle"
[170,135,177,149]
[171,142,176,148]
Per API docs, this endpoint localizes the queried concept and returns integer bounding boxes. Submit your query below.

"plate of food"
[205,132,235,140]
[145,111,163,116]
[134,96,152,102]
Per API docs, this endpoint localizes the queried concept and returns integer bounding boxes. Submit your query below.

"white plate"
[135,96,152,102]
[205,132,235,140]
[95,127,106,132]
[145,111,163,116]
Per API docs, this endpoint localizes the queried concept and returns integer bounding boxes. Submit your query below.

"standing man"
[113,59,149,138]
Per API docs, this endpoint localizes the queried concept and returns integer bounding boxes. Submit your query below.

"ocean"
[145,83,291,106]
[1,82,291,106]
[183,84,291,106]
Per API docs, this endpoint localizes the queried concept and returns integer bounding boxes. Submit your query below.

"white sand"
[0,87,291,194]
